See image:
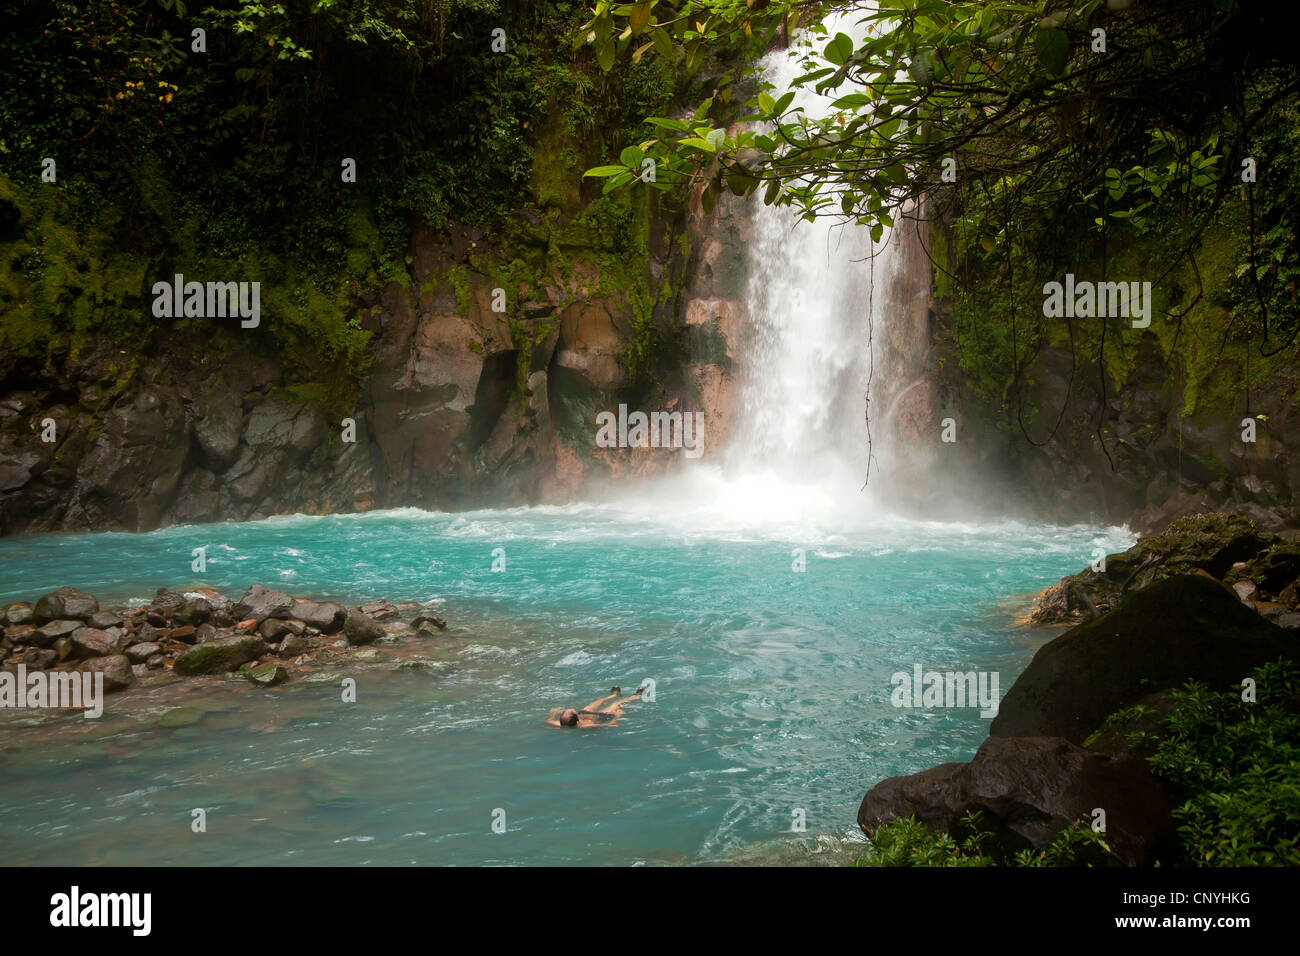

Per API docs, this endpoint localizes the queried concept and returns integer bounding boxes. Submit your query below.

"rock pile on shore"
[1,584,449,693]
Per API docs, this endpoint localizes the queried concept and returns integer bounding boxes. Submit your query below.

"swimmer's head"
[559,708,580,727]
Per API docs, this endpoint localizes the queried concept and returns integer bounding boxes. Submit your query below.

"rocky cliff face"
[0,170,751,536]
[877,212,1300,533]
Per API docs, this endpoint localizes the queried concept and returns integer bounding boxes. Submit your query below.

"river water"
[0,495,1130,865]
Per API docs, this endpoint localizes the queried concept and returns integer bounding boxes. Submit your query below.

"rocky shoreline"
[1,583,449,702]
[857,512,1300,865]
[1028,513,1300,628]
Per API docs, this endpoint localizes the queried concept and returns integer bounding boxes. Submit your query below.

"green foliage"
[1146,660,1300,866]
[0,0,683,387]
[856,810,1111,867]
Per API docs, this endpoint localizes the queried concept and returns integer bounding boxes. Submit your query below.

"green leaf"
[1034,27,1069,75]
[629,1,652,34]
[651,27,674,59]
[824,32,854,67]
[706,128,726,150]
[620,146,644,168]
[693,97,714,122]
[678,137,715,152]
[583,165,628,178]
[832,92,871,109]
[645,117,689,132]
[758,91,776,114]
[602,170,634,194]
[597,36,615,72]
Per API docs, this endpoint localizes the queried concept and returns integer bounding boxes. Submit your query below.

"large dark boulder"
[858,736,1174,866]
[994,574,1298,743]
[33,587,99,624]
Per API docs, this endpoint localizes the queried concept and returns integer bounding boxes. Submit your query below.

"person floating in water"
[547,686,644,729]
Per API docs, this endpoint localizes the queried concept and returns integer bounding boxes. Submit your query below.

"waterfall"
[603,5,932,530]
[721,6,903,512]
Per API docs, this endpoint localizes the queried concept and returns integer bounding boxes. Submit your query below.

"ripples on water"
[0,474,1132,865]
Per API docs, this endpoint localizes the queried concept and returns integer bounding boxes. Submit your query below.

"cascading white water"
[722,7,900,507]
[602,5,915,531]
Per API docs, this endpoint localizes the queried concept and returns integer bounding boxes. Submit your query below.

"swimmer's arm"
[544,718,561,727]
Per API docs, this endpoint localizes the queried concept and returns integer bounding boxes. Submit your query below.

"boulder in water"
[359,599,400,621]
[343,608,384,646]
[993,574,1298,743]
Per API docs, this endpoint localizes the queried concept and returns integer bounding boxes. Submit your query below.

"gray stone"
[260,618,305,641]
[360,599,400,621]
[31,619,81,647]
[33,587,99,624]
[278,634,307,658]
[70,627,116,659]
[87,610,123,629]
[126,642,162,664]
[343,608,385,646]
[4,603,34,625]
[78,655,135,692]
[289,599,345,634]
[231,584,294,622]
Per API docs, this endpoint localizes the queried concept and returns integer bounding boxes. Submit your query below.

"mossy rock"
[246,663,289,686]
[173,636,268,675]
[1223,541,1300,594]
[1030,513,1276,624]
[158,706,204,729]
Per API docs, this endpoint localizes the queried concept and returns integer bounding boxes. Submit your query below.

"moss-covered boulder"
[1030,513,1276,624]
[173,635,268,675]
[994,575,1297,743]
